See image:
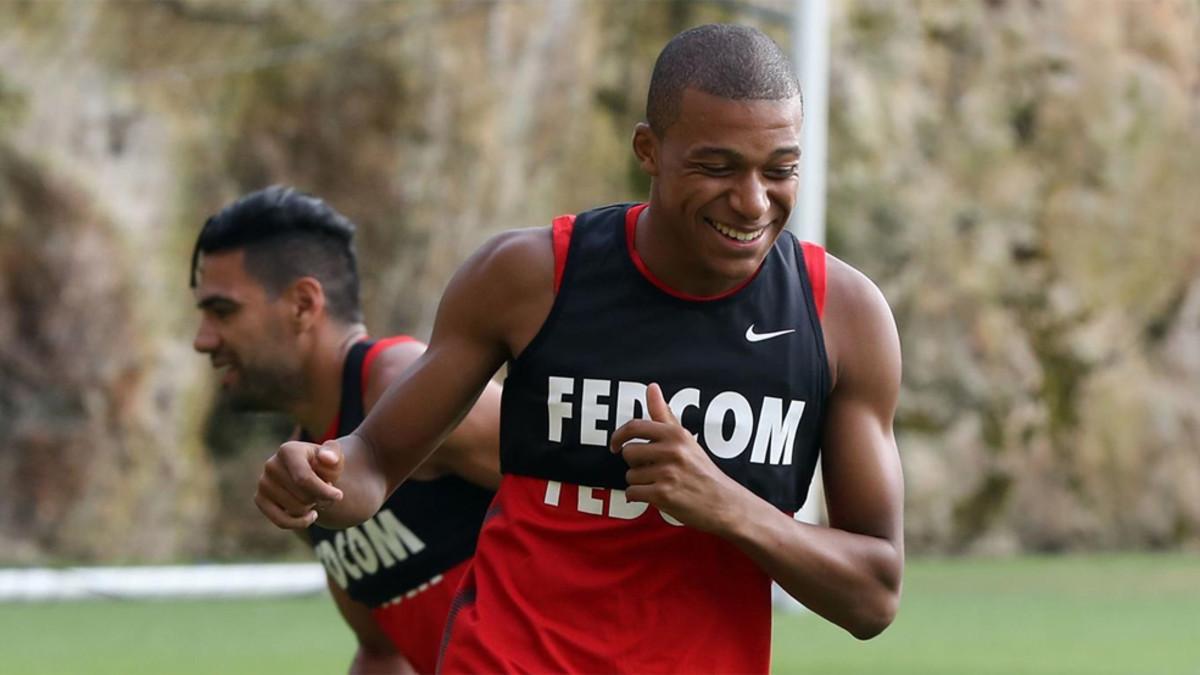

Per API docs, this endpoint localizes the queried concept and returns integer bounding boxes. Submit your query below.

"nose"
[193,317,219,354]
[728,172,771,223]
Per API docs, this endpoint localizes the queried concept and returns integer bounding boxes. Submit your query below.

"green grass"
[1,554,1196,674]
[772,553,1200,675]
[0,595,354,675]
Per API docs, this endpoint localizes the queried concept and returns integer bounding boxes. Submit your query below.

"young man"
[191,186,501,674]
[256,24,904,673]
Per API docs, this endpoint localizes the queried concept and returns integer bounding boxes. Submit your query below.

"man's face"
[643,88,803,288]
[192,249,303,411]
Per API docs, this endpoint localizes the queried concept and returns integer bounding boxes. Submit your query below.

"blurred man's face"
[192,248,304,411]
[639,88,803,290]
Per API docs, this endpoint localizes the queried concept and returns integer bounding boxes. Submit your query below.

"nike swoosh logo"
[745,324,796,343]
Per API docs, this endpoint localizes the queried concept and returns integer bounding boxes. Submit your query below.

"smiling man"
[255,25,904,673]
[190,186,501,674]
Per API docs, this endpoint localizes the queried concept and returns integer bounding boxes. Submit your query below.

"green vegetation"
[2,554,1196,674]
[1,595,350,675]
[773,554,1200,675]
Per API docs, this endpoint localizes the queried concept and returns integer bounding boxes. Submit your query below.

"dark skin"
[257,87,904,640]
[194,248,501,674]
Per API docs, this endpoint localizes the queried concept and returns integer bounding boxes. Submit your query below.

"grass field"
[2,554,1196,674]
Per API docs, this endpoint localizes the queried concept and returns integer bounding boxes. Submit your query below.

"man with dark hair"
[258,23,903,673]
[191,186,501,674]
[191,185,363,326]
[646,23,801,136]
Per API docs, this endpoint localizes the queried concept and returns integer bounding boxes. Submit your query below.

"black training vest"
[500,203,829,512]
[304,339,495,607]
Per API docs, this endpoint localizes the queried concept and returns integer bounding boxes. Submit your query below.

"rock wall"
[828,0,1200,552]
[0,0,1195,561]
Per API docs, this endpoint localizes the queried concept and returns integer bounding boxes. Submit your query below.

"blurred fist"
[254,440,345,529]
[312,440,344,485]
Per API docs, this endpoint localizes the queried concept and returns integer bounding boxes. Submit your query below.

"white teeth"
[709,219,765,242]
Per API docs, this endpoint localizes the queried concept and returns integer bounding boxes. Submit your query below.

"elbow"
[847,586,900,641]
[848,542,904,640]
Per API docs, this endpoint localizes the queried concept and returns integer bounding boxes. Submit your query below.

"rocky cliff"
[0,0,1195,561]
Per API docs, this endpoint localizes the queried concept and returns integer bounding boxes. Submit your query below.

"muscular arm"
[611,253,903,640]
[363,341,502,491]
[285,229,553,529]
[725,255,903,638]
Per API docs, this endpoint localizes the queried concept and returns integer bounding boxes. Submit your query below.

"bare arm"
[257,228,553,530]
[287,530,413,674]
[325,577,415,675]
[723,256,903,638]
[363,341,502,491]
[610,254,903,640]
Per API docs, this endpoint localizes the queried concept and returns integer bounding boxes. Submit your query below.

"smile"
[706,218,767,243]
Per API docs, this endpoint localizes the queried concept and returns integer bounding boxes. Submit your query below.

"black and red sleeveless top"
[438,203,830,673]
[302,337,495,608]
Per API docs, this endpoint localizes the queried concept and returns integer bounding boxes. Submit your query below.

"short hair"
[190,186,363,324]
[646,24,802,135]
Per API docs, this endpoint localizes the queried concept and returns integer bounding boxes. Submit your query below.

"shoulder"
[365,337,426,382]
[465,227,554,289]
[438,227,556,352]
[445,227,553,300]
[825,253,891,321]
[822,253,901,392]
[362,337,426,412]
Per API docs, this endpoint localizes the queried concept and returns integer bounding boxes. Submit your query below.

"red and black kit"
[439,203,831,673]
[303,337,494,674]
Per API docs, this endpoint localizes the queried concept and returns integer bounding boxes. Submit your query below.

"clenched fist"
[255,439,346,529]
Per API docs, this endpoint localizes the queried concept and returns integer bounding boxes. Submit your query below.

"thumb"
[646,383,677,425]
[312,440,344,483]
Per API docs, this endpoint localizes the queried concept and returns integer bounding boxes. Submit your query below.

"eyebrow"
[689,145,802,161]
[196,295,239,311]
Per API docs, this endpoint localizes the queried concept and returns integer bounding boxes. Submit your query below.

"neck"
[636,200,746,298]
[290,322,368,439]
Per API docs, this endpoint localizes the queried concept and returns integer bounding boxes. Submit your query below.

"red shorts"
[370,560,472,674]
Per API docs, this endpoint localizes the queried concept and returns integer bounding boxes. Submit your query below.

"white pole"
[791,0,830,527]
[791,0,829,247]
[775,0,830,615]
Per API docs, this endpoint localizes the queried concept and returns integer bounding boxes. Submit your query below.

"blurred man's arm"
[288,530,413,674]
[326,577,415,675]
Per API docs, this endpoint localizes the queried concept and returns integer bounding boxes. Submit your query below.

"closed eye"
[197,296,240,319]
[764,165,800,180]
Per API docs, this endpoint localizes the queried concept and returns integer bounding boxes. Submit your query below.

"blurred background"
[1,0,1197,673]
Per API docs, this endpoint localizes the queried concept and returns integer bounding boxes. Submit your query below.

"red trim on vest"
[361,335,419,398]
[552,215,576,295]
[316,415,340,444]
[799,241,826,321]
[624,203,759,302]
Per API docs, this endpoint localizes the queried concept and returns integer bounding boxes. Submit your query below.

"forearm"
[722,494,903,640]
[353,338,500,494]
[317,433,390,529]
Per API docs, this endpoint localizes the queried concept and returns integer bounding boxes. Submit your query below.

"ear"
[631,122,660,177]
[285,276,326,333]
